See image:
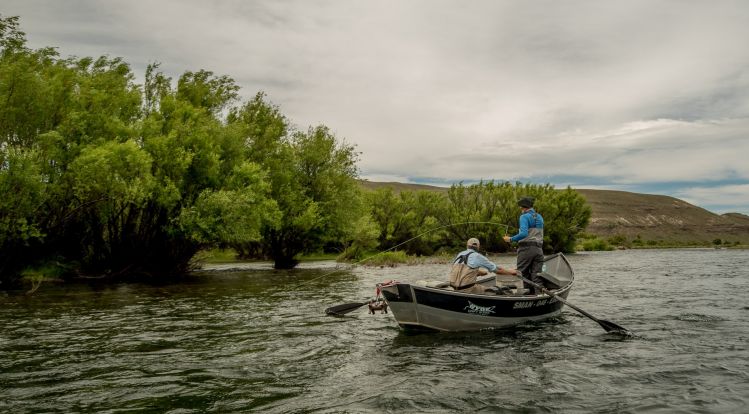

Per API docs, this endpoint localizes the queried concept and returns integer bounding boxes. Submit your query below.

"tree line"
[0,15,591,287]
[343,182,592,261]
[0,15,364,285]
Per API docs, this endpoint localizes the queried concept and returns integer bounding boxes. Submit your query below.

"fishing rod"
[318,221,514,315]
[301,221,513,288]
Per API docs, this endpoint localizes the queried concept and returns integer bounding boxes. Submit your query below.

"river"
[2,249,749,413]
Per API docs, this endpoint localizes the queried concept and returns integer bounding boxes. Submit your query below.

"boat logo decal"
[464,301,496,316]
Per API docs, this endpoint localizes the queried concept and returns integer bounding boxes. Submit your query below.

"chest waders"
[448,251,479,289]
[517,212,545,294]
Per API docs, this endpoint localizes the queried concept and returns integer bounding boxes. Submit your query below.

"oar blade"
[325,302,368,316]
[597,319,632,335]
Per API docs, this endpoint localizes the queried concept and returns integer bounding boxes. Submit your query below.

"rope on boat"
[298,221,512,286]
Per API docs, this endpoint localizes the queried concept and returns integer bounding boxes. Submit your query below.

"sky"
[4,0,749,214]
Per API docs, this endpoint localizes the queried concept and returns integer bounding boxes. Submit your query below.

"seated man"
[449,238,517,292]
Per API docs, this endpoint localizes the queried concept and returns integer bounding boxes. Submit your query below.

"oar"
[518,275,632,335]
[325,275,494,316]
[325,301,369,316]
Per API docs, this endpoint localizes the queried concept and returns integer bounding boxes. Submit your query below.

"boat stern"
[378,281,420,328]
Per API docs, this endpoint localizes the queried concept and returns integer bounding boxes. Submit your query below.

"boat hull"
[381,280,572,332]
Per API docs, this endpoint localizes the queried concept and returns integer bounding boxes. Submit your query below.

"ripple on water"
[676,313,728,322]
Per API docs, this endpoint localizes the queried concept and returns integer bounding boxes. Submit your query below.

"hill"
[359,180,749,244]
[358,180,449,193]
[576,189,748,244]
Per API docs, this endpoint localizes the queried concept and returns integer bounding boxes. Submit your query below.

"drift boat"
[378,253,574,332]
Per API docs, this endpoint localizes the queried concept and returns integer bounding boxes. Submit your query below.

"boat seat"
[495,274,522,289]
[416,280,450,288]
[484,286,516,295]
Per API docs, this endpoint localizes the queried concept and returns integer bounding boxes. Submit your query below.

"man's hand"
[502,235,511,243]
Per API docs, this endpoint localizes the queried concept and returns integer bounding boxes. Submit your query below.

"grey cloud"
[5,0,749,213]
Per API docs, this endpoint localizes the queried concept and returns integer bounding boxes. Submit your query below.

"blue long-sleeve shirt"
[510,209,544,242]
[453,248,501,272]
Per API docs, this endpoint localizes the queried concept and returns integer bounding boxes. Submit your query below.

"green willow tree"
[38,64,277,278]
[0,16,70,148]
[367,188,445,255]
[0,17,50,283]
[78,67,278,277]
[227,94,364,268]
[441,181,517,252]
[1,16,366,284]
[0,17,280,283]
[443,181,590,253]
[0,147,47,283]
[534,186,592,252]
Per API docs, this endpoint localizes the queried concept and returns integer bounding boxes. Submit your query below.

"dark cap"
[517,197,534,208]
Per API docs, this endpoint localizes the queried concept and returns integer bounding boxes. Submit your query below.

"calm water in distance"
[1,249,749,413]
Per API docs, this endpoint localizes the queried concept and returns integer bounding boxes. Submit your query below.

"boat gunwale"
[404,275,574,301]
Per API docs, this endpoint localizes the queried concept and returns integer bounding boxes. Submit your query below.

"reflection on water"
[2,249,749,412]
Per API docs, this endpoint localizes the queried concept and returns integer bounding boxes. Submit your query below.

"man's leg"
[516,247,534,293]
[529,248,545,294]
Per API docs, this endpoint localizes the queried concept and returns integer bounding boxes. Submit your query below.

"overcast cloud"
[4,0,749,214]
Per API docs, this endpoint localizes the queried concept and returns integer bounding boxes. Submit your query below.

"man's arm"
[471,253,517,275]
[494,267,518,275]
[469,254,498,273]
[510,215,529,242]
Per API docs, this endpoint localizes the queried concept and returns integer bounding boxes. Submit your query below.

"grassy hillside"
[359,180,449,193]
[359,180,749,245]
[576,189,748,244]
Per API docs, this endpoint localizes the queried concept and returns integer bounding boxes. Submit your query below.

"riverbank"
[13,244,747,294]
[575,233,748,251]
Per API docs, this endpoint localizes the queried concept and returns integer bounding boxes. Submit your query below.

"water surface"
[2,249,748,413]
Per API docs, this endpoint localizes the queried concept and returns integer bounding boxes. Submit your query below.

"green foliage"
[539,186,592,252]
[177,70,239,115]
[359,250,411,266]
[264,126,362,268]
[1,17,366,283]
[337,215,380,261]
[442,181,517,252]
[178,163,278,245]
[364,181,592,255]
[70,140,154,206]
[580,238,614,251]
[0,146,47,282]
[0,15,67,148]
[607,234,630,248]
[0,15,26,52]
[228,95,364,268]
[21,260,67,289]
[368,188,445,256]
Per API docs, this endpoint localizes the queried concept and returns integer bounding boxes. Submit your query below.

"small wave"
[676,313,726,322]
[603,330,638,340]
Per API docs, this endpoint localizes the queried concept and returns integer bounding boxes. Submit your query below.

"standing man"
[503,197,545,294]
